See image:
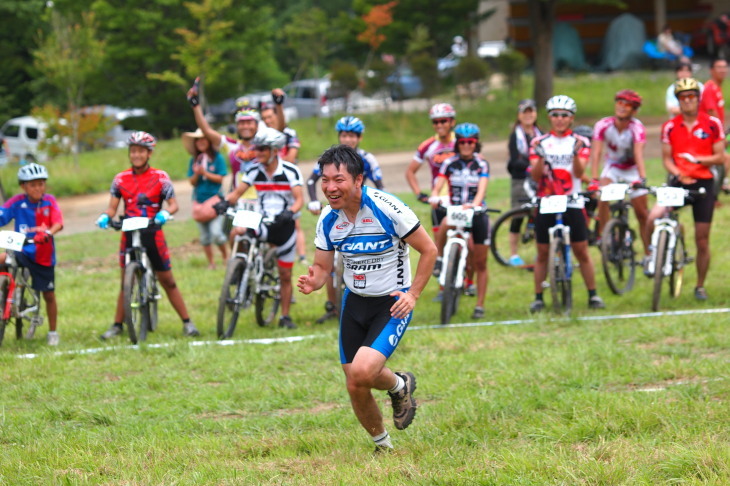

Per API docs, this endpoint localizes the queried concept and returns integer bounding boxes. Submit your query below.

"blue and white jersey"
[315,186,420,297]
[312,148,383,184]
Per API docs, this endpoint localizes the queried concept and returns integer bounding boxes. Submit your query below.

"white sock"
[389,374,405,394]
[372,431,393,449]
[48,331,58,336]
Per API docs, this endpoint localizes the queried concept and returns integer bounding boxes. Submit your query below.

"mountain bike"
[598,183,638,295]
[110,217,162,344]
[0,231,42,346]
[438,204,499,324]
[490,197,537,269]
[644,185,704,311]
[217,205,281,338]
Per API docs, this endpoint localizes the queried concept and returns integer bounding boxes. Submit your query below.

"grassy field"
[2,153,730,483]
[0,69,698,199]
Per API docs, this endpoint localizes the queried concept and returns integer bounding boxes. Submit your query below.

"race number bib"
[656,187,685,207]
[600,183,629,202]
[122,217,150,232]
[540,195,568,214]
[446,205,474,228]
[232,209,263,229]
[0,231,25,251]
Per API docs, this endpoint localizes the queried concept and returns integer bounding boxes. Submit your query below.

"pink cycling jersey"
[413,134,456,185]
[592,116,646,170]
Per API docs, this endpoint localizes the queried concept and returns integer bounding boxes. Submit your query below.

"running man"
[589,89,650,256]
[646,78,724,300]
[298,145,437,452]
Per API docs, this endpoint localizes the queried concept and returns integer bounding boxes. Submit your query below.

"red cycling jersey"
[661,113,723,180]
[110,166,175,218]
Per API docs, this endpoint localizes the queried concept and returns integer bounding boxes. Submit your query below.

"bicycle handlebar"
[109,218,164,231]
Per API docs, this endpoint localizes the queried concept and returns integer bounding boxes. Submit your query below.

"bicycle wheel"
[217,258,247,339]
[669,230,686,299]
[548,236,572,314]
[123,261,149,344]
[148,277,159,332]
[440,246,462,325]
[0,275,10,346]
[651,232,668,312]
[15,270,42,340]
[490,206,536,269]
[255,248,281,327]
[600,219,636,295]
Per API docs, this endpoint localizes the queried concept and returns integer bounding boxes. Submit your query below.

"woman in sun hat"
[183,128,229,268]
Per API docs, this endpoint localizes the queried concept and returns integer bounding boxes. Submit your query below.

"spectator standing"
[666,62,704,117]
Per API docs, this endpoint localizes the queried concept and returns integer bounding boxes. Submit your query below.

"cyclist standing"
[306,116,384,323]
[218,127,304,329]
[298,144,437,452]
[646,78,724,300]
[589,90,650,256]
[0,163,63,345]
[430,123,490,318]
[98,132,199,339]
[529,96,605,312]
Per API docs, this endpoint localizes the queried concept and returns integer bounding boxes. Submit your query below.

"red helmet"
[615,89,642,109]
[127,131,156,151]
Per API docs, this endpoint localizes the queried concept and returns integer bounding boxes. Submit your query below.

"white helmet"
[18,163,49,182]
[546,95,577,114]
[429,103,456,120]
[251,126,286,150]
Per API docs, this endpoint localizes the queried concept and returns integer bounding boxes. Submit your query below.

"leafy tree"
[496,48,528,96]
[357,1,398,70]
[406,25,439,100]
[330,61,361,110]
[454,55,489,100]
[33,10,105,165]
[280,7,332,79]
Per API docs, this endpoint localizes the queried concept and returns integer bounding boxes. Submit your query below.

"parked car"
[283,78,345,118]
[387,67,423,100]
[207,92,298,124]
[80,106,151,149]
[0,116,48,163]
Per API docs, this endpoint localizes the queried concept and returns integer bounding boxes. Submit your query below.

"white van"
[0,116,47,163]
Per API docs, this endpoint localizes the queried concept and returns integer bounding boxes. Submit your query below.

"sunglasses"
[678,93,698,101]
[549,112,572,118]
[432,118,452,125]
[457,138,478,145]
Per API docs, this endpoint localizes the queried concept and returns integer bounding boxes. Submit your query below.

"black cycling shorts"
[535,207,589,244]
[339,288,412,364]
[431,206,447,229]
[471,212,490,246]
[671,178,715,224]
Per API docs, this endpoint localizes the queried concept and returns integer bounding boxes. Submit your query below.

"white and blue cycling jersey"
[315,186,420,297]
[311,148,383,183]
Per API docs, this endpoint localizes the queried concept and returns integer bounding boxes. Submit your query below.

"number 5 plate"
[600,183,629,201]
[540,195,568,214]
[0,231,25,251]
[446,206,474,227]
[232,209,263,229]
[656,187,685,207]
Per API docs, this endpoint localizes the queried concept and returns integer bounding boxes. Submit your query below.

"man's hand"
[632,177,647,189]
[187,77,200,108]
[276,209,294,224]
[96,213,110,229]
[297,266,317,294]
[417,192,429,204]
[587,179,600,192]
[389,290,416,319]
[678,152,699,164]
[572,138,585,156]
[213,199,231,215]
[428,196,442,209]
[154,209,171,226]
[33,231,51,245]
[307,200,321,214]
[271,88,286,105]
[533,143,546,159]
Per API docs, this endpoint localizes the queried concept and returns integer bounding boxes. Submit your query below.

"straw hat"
[181,128,209,156]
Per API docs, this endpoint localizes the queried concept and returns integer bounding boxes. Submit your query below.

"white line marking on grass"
[636,378,725,392]
[14,307,730,360]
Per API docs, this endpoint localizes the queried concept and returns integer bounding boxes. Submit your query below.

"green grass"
[0,69,699,199]
[2,165,730,483]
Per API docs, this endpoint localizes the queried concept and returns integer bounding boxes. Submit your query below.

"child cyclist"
[96,131,200,340]
[0,163,63,345]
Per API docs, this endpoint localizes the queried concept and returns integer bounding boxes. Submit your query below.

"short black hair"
[317,144,364,180]
[710,57,727,69]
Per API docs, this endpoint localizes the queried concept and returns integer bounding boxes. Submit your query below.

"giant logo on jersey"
[337,234,392,253]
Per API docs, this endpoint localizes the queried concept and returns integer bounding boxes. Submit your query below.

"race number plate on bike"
[0,231,26,251]
[600,183,629,202]
[656,187,685,207]
[446,206,474,228]
[232,209,263,229]
[540,195,568,214]
[122,217,150,232]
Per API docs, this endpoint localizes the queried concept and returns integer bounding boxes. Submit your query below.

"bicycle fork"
[548,223,573,280]
[649,221,678,277]
[438,232,468,289]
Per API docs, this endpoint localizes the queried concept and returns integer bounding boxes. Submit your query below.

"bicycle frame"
[648,214,679,277]
[438,226,470,290]
[548,214,573,280]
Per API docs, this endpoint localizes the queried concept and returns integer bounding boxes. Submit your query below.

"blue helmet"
[335,116,365,134]
[454,122,480,139]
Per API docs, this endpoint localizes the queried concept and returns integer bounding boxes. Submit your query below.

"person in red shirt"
[699,58,727,127]
[647,78,725,300]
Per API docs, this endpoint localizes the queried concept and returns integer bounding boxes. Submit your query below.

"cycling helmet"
[18,163,49,182]
[454,122,480,139]
[572,125,594,141]
[674,77,701,97]
[429,103,456,120]
[251,126,286,150]
[615,89,642,108]
[235,109,261,122]
[127,131,156,151]
[335,116,365,134]
[546,95,577,114]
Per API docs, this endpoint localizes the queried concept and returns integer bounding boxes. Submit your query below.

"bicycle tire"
[601,219,636,295]
[440,246,462,325]
[490,206,536,269]
[0,275,9,346]
[123,261,149,344]
[148,278,159,332]
[651,231,668,312]
[548,236,572,314]
[217,258,246,339]
[712,164,726,198]
[15,271,42,340]
[255,248,281,327]
[670,230,686,299]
